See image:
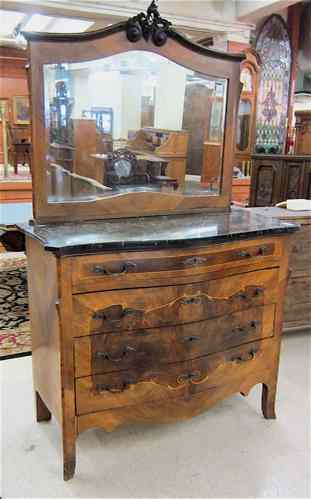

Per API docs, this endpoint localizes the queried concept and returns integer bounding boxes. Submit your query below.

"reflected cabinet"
[235,48,261,176]
[27,18,242,222]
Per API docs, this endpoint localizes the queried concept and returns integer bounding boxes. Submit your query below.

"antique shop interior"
[0,0,310,496]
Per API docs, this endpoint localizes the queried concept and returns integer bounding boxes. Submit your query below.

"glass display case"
[234,49,261,177]
[25,8,243,223]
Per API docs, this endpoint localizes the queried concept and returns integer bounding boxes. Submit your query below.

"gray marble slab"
[18,208,299,256]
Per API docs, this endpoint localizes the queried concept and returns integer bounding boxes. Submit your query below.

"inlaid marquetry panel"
[74,305,275,376]
[72,269,279,336]
[75,339,276,415]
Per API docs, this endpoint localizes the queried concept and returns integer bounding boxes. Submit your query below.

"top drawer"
[71,239,281,293]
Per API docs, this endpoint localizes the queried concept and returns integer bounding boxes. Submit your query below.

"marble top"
[18,208,299,256]
[249,206,311,222]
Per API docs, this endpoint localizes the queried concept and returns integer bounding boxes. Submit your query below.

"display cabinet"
[234,48,261,176]
[250,154,311,206]
[295,111,311,155]
[20,1,298,481]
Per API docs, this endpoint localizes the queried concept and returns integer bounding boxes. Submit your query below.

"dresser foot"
[35,391,51,422]
[63,455,76,481]
[262,383,276,419]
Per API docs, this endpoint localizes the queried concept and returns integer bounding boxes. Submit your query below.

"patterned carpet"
[0,253,31,360]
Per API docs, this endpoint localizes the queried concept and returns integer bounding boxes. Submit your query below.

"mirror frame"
[24,18,244,223]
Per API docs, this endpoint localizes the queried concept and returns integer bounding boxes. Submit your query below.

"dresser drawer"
[72,269,279,337]
[74,305,275,376]
[75,339,275,414]
[289,226,311,273]
[71,240,280,293]
[284,276,311,328]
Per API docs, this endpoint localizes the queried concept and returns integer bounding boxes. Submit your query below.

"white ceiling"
[0,0,255,42]
[0,0,302,45]
[0,9,95,37]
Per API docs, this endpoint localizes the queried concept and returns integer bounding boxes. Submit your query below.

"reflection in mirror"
[43,51,227,203]
[236,99,251,151]
[240,68,252,93]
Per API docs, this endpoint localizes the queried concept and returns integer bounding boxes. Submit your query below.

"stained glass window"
[255,15,292,154]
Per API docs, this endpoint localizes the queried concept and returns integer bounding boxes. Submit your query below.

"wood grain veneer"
[27,233,291,480]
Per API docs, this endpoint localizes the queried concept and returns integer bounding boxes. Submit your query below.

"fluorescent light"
[23,14,53,32]
[0,10,25,36]
[47,18,94,33]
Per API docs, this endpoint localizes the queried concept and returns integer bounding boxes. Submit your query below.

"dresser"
[250,207,311,332]
[21,2,297,481]
[21,211,297,480]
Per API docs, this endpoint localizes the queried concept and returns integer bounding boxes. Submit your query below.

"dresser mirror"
[44,52,227,202]
[25,11,242,222]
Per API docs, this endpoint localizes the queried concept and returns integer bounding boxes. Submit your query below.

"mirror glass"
[43,51,227,203]
[236,99,251,151]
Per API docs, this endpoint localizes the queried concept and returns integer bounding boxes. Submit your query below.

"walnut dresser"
[20,1,298,480]
[20,210,297,480]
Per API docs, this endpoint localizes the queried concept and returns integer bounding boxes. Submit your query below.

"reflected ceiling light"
[48,18,94,33]
[23,14,53,32]
[0,10,25,36]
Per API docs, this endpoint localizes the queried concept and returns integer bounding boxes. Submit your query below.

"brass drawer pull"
[182,335,201,343]
[232,326,247,334]
[183,256,207,267]
[181,296,202,305]
[238,292,248,300]
[95,346,136,363]
[237,250,251,258]
[231,350,256,363]
[93,261,137,276]
[233,321,260,334]
[258,246,269,256]
[177,371,201,384]
[96,379,135,394]
[93,306,141,324]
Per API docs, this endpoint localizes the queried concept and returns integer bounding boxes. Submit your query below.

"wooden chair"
[8,125,32,174]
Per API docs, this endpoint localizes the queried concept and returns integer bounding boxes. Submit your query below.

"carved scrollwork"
[126,0,172,46]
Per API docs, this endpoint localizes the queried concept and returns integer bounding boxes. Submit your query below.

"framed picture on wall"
[0,98,10,122]
[12,96,30,124]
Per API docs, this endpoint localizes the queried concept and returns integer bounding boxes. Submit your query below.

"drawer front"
[72,240,280,293]
[72,269,279,337]
[284,276,311,328]
[289,227,311,273]
[75,339,276,415]
[74,305,275,377]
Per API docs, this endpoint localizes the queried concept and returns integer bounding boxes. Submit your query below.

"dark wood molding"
[22,22,244,63]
